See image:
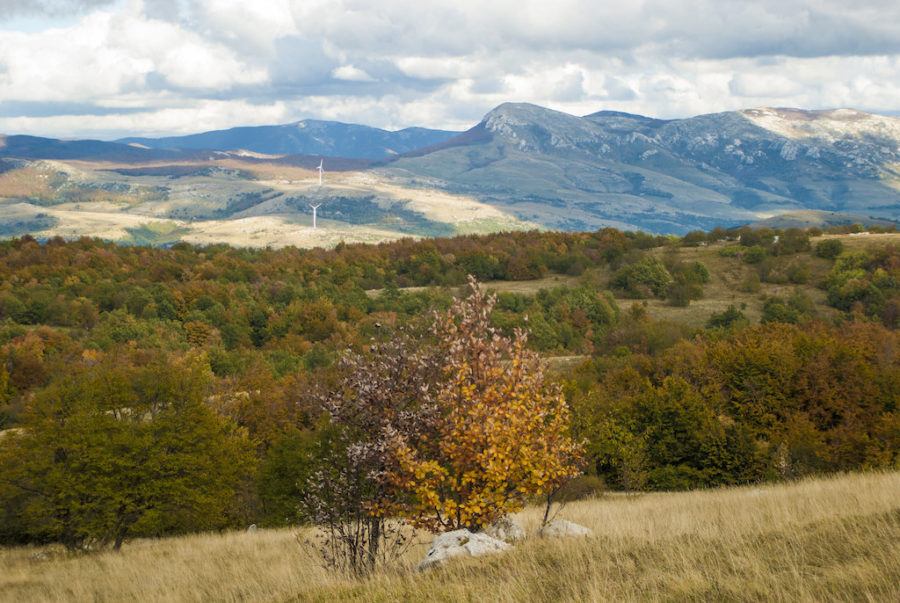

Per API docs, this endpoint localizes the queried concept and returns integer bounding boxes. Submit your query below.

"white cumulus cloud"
[0,0,898,138]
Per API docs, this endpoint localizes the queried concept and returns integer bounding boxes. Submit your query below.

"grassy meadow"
[371,232,900,329]
[1,471,897,602]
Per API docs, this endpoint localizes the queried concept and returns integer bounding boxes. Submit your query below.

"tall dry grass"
[1,471,898,602]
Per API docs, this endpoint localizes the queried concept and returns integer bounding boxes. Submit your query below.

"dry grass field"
[1,471,897,602]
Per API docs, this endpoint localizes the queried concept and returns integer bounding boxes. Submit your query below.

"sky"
[1,0,899,139]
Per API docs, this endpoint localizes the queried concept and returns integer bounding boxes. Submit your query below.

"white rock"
[540,519,592,538]
[417,529,510,570]
[246,524,257,533]
[484,516,525,543]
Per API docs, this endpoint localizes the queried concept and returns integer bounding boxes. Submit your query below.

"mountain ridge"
[116,120,460,160]
[2,102,898,236]
[382,102,900,233]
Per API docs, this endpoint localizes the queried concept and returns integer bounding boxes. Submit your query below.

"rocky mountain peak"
[741,107,900,144]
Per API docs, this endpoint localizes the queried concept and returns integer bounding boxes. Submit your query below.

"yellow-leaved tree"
[388,277,584,532]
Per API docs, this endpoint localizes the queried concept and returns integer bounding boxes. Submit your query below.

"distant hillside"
[386,103,900,233]
[0,134,191,162]
[3,103,899,237]
[750,210,899,229]
[118,121,460,160]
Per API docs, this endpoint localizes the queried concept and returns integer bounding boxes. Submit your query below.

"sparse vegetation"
[123,221,192,246]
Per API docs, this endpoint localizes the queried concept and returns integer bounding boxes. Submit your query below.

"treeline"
[570,320,899,491]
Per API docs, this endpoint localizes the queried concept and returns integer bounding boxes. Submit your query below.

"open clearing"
[1,471,897,602]
[370,233,899,329]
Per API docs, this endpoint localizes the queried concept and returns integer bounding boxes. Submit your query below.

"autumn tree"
[300,334,441,575]
[387,278,583,532]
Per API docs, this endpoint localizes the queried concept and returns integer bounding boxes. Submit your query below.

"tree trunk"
[367,518,381,571]
[113,526,128,551]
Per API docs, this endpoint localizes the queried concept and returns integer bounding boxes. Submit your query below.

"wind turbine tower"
[309,203,321,229]
[316,158,324,187]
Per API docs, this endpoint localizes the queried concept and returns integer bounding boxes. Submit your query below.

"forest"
[0,223,897,552]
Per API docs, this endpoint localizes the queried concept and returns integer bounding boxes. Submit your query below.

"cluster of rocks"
[417,516,592,570]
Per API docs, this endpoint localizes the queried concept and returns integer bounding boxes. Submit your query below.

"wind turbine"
[309,203,321,229]
[316,158,324,187]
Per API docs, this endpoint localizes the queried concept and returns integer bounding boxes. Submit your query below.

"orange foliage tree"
[387,278,583,532]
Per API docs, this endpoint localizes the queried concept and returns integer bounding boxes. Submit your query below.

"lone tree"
[386,277,584,532]
[302,278,584,573]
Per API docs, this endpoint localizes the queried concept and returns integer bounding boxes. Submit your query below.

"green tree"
[611,256,673,298]
[257,427,318,526]
[0,355,255,550]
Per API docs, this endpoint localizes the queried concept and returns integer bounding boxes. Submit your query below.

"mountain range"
[1,102,898,239]
[117,121,459,160]
[384,103,900,232]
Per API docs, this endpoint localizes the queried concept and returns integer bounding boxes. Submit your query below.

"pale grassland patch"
[1,471,897,602]
[179,215,415,249]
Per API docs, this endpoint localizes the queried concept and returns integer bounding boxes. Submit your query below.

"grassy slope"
[637,232,898,327]
[1,471,897,602]
[0,158,534,248]
[376,233,898,330]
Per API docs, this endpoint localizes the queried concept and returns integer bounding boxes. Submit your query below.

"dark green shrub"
[610,256,673,298]
[706,305,748,329]
[742,246,768,264]
[815,239,844,259]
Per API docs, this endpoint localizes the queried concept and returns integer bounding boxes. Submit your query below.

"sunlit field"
[2,471,897,602]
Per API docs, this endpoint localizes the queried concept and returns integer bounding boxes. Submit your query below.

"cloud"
[729,73,806,98]
[1,0,899,138]
[0,0,115,19]
[332,65,375,82]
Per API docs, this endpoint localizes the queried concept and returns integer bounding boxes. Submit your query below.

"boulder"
[540,519,592,538]
[417,529,511,570]
[484,516,525,543]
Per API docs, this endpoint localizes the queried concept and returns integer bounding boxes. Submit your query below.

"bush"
[680,231,708,247]
[742,246,768,264]
[815,239,844,260]
[706,305,748,329]
[552,475,607,502]
[787,262,811,284]
[772,229,811,255]
[611,256,673,298]
[666,281,703,307]
[390,279,584,532]
[761,292,816,324]
[718,246,742,258]
[738,272,761,293]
